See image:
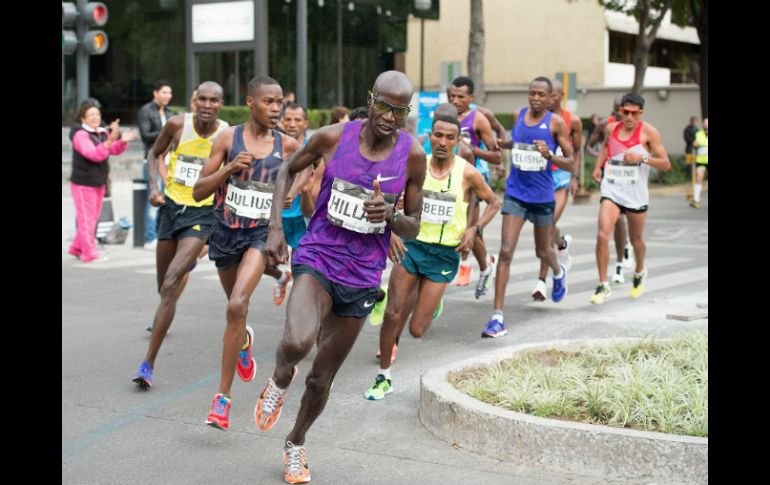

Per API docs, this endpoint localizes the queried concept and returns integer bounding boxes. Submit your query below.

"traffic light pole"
[76,0,90,104]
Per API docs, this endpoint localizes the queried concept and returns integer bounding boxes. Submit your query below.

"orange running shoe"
[454,263,472,286]
[255,366,297,431]
[283,441,311,483]
[273,271,292,306]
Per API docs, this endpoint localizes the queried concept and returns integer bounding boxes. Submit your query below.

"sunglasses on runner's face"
[620,108,642,116]
[369,92,411,119]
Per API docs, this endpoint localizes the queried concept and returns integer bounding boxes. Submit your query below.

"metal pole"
[185,0,195,103]
[76,0,89,104]
[420,17,425,92]
[255,0,269,75]
[336,0,343,105]
[297,0,308,107]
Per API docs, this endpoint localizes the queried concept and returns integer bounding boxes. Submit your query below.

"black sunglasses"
[369,92,411,120]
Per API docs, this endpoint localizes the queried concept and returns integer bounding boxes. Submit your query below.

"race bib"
[511,143,548,172]
[327,178,396,234]
[224,177,274,220]
[422,190,456,224]
[605,156,640,185]
[173,154,205,187]
[697,146,708,156]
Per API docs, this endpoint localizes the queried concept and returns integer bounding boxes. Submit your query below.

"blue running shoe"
[481,318,508,338]
[551,264,568,303]
[132,360,153,388]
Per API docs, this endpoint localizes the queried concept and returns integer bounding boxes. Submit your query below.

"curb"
[419,339,707,484]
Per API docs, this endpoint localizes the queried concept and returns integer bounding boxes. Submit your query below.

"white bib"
[421,189,456,224]
[697,146,708,156]
[224,178,274,220]
[173,154,205,187]
[511,143,548,172]
[326,178,396,234]
[605,155,640,185]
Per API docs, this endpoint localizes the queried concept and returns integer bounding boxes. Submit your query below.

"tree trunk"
[630,0,672,94]
[631,37,649,94]
[468,0,485,102]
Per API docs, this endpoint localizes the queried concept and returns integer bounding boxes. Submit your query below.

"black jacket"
[70,128,110,187]
[137,101,175,157]
[683,125,698,154]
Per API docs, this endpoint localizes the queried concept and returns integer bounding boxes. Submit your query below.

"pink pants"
[69,182,106,262]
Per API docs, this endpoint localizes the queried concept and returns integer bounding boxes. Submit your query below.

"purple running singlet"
[293,120,413,288]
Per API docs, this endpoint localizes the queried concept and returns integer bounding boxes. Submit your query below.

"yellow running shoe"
[630,269,647,298]
[590,283,611,304]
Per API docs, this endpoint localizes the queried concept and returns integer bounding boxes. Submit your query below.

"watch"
[389,210,402,225]
[641,155,649,164]
[475,224,483,237]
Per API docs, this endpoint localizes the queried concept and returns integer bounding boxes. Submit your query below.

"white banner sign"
[193,1,254,44]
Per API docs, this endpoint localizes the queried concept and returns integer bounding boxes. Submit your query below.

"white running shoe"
[531,279,548,301]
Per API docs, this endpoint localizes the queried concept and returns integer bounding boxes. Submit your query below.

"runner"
[191,75,300,429]
[364,110,500,400]
[132,82,228,388]
[531,78,583,301]
[589,92,671,303]
[447,76,501,296]
[690,117,708,209]
[255,71,425,483]
[482,77,574,338]
[264,103,314,305]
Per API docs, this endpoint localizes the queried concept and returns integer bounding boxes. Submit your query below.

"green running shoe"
[432,298,444,320]
[369,288,388,326]
[364,374,392,400]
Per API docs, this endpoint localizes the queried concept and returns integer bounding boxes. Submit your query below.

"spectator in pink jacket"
[69,101,138,262]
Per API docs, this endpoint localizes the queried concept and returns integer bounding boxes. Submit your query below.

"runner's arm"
[473,114,502,165]
[587,120,606,156]
[570,116,583,178]
[478,106,506,142]
[192,129,248,201]
[641,125,671,171]
[391,144,427,241]
[146,115,183,204]
[544,115,574,173]
[591,123,613,183]
[456,166,501,253]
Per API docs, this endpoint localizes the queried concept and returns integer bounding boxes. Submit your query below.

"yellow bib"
[417,155,468,246]
[164,113,228,207]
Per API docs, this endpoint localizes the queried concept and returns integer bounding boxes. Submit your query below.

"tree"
[468,0,485,102]
[671,0,707,118]
[600,0,673,94]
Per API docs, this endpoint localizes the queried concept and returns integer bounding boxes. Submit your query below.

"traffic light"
[62,2,109,55]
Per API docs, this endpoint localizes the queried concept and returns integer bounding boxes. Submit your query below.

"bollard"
[133,178,147,248]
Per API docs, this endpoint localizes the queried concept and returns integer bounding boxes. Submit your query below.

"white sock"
[277,271,289,285]
[694,184,702,202]
[492,310,504,322]
[379,367,391,380]
[480,264,492,276]
[554,267,564,279]
[616,260,623,266]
